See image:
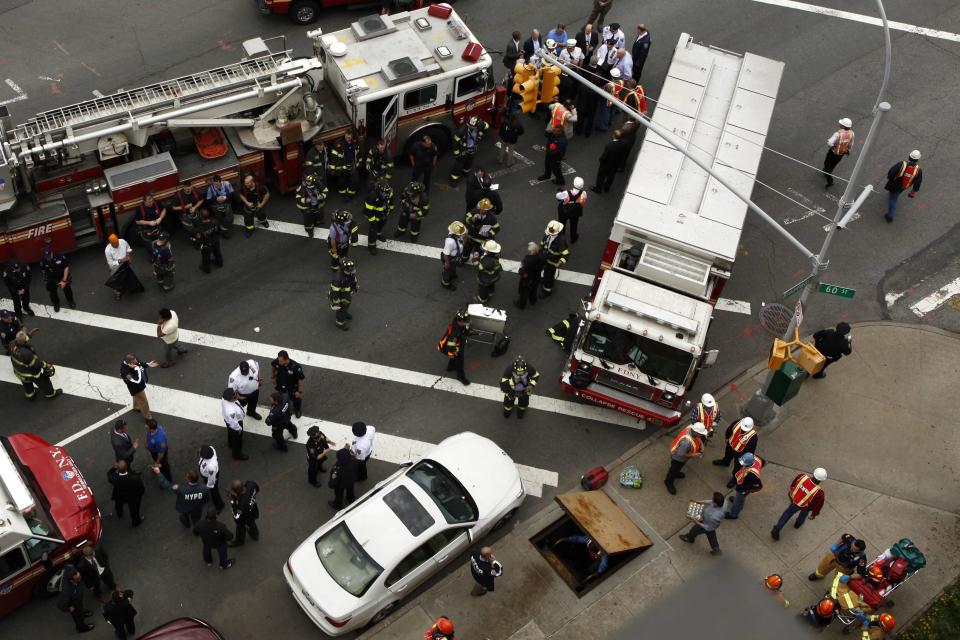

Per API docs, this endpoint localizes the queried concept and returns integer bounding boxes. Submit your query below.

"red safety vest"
[735,456,763,485]
[603,80,624,106]
[832,130,854,155]
[549,104,570,130]
[670,427,703,456]
[728,422,756,453]
[789,473,822,508]
[896,161,920,190]
[623,85,647,114]
[696,403,720,432]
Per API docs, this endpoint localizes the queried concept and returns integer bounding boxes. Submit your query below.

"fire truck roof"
[319,6,490,100]
[616,33,784,265]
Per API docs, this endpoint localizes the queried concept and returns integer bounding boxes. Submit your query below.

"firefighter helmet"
[376,179,391,194]
[878,613,895,631]
[448,221,466,235]
[513,356,528,372]
[334,209,350,223]
[408,181,424,194]
[455,310,469,321]
[816,598,836,617]
[764,574,783,590]
[468,115,479,127]
[340,258,356,273]
[868,564,885,583]
[482,239,501,254]
[477,198,493,211]
[304,172,317,184]
[434,617,455,635]
[545,220,563,235]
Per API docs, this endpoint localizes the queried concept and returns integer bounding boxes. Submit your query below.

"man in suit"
[632,24,651,80]
[465,168,503,214]
[110,419,138,465]
[576,23,601,63]
[503,30,522,74]
[522,29,543,62]
[76,544,116,602]
[107,460,146,527]
[591,129,630,193]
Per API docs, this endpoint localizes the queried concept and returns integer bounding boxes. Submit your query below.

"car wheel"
[369,601,397,626]
[290,0,320,25]
[33,568,64,598]
[492,508,518,531]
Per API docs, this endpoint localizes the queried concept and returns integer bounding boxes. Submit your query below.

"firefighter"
[304,137,329,179]
[771,467,827,541]
[500,356,539,419]
[330,131,359,200]
[205,175,235,238]
[150,233,176,292]
[423,616,455,640]
[823,117,854,188]
[539,220,569,297]
[295,172,327,238]
[441,221,467,291]
[598,68,624,131]
[2,259,33,319]
[809,533,867,581]
[449,115,489,186]
[329,258,358,331]
[10,331,62,400]
[38,238,75,312]
[801,597,838,630]
[859,613,896,639]
[690,392,721,438]
[135,192,167,244]
[197,208,224,273]
[394,181,430,242]
[712,416,757,488]
[463,198,500,262]
[515,242,544,309]
[475,240,502,304]
[664,422,707,495]
[763,574,789,608]
[831,574,871,617]
[883,150,923,222]
[546,313,577,349]
[438,310,470,385]
[237,172,270,236]
[621,78,648,115]
[168,183,204,244]
[328,209,359,271]
[365,138,394,183]
[364,179,395,255]
[556,177,587,244]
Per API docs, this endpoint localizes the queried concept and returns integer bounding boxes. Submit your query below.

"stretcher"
[834,543,924,631]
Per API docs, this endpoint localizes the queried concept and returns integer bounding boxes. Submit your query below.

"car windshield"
[406,460,478,524]
[314,523,383,597]
[583,321,693,386]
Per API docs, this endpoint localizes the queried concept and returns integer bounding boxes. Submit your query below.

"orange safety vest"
[789,473,822,508]
[549,104,570,130]
[832,130,854,155]
[437,324,461,358]
[603,80,624,106]
[670,427,703,456]
[896,161,920,190]
[728,421,756,453]
[735,456,763,485]
[623,85,647,114]
[696,403,720,432]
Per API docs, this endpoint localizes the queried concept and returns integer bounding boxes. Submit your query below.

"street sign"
[818,282,856,298]
[782,274,815,300]
[794,299,803,326]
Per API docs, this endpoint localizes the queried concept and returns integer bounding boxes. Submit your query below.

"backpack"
[491,335,511,357]
[580,466,608,490]
[890,537,926,571]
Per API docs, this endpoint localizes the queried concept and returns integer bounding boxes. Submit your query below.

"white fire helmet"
[813,467,828,482]
[701,393,716,408]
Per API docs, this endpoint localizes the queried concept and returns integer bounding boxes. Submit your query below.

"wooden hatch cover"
[555,491,653,556]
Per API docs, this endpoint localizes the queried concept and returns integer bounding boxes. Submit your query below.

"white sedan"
[283,432,525,635]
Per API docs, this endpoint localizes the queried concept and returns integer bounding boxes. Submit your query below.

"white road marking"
[909,277,960,317]
[529,144,577,185]
[1,78,27,106]
[884,291,906,307]
[0,361,556,497]
[0,299,643,429]
[92,90,105,98]
[750,0,960,43]
[488,142,536,179]
[715,298,752,315]
[58,407,130,448]
[782,210,816,226]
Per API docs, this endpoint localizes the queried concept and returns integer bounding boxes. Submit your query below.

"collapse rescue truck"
[0,434,100,616]
[0,4,500,262]
[561,33,785,427]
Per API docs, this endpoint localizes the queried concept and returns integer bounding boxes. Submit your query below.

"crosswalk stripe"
[909,277,960,317]
[0,360,556,497]
[0,299,644,428]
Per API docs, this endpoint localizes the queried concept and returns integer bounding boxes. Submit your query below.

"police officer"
[10,331,62,400]
[228,479,260,546]
[295,172,328,238]
[437,310,470,385]
[364,179,394,255]
[539,220,569,297]
[2,259,33,318]
[264,391,296,451]
[221,388,248,461]
[1,309,31,355]
[304,137,329,179]
[39,237,76,312]
[196,208,224,273]
[823,117,854,188]
[205,175,235,238]
[329,258,358,331]
[515,242,544,309]
[305,425,334,487]
[237,172,270,236]
[463,198,500,262]
[500,356,539,419]
[450,115,490,185]
[149,232,175,292]
[475,240,502,304]
[271,350,306,418]
[198,445,225,511]
[365,138,394,183]
[330,130,359,200]
[441,221,467,291]
[328,208,359,270]
[135,192,167,244]
[228,359,263,420]
[556,177,587,244]
[394,181,430,242]
[690,392,721,438]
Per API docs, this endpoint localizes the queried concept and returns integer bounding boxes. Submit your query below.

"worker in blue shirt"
[552,535,608,587]
[205,175,235,236]
[144,419,171,482]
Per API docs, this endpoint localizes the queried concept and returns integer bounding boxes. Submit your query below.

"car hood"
[428,432,522,517]
[287,536,363,622]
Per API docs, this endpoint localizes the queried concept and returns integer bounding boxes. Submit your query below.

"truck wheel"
[290,0,320,25]
[33,568,64,598]
[402,126,451,164]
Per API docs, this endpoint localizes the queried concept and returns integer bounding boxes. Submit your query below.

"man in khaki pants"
[121,354,159,419]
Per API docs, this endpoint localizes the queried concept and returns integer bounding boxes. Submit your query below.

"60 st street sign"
[818,282,856,298]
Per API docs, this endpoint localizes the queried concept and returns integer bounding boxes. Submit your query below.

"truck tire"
[289,0,320,25]
[402,125,451,165]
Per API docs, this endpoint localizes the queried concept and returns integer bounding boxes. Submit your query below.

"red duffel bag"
[849,578,884,609]
[887,557,910,583]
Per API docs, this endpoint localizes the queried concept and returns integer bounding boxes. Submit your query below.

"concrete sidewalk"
[362,322,960,639]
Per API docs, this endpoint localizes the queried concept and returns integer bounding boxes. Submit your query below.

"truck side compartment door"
[381,94,400,155]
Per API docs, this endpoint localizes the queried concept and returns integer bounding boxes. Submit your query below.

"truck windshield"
[583,322,693,386]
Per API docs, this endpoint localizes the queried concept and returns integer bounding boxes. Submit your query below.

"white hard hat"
[566,38,577,47]
[610,68,621,78]
[909,149,921,160]
[545,38,557,49]
[739,416,754,431]
[701,393,715,408]
[691,422,708,436]
[546,220,564,234]
[813,467,828,482]
[573,176,584,189]
[838,117,852,128]
[482,239,501,253]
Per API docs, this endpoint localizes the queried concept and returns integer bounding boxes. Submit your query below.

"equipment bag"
[887,557,909,583]
[849,578,884,609]
[491,335,511,357]
[580,466,608,491]
[618,464,642,489]
[890,538,926,572]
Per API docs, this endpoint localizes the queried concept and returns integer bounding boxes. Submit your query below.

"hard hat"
[816,598,835,617]
[468,115,479,127]
[448,221,466,235]
[610,68,621,78]
[764,574,783,590]
[334,209,350,223]
[878,612,895,631]
[477,198,493,211]
[739,416,754,431]
[377,179,391,193]
[513,356,528,372]
[691,422,708,436]
[573,176,584,189]
[700,393,715,408]
[304,172,317,183]
[546,220,564,234]
[408,181,424,193]
[566,38,577,47]
[341,258,356,272]
[868,565,885,583]
[838,117,852,128]
[909,149,921,160]
[813,467,828,482]
[738,452,755,467]
[482,239,501,253]
[435,617,455,635]
[545,38,557,49]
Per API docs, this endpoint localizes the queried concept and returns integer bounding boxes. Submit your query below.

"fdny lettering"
[26,223,55,239]
[50,448,92,503]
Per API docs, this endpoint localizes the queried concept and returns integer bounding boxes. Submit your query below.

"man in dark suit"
[110,419,138,465]
[107,460,145,527]
[576,23,601,63]
[503,30,522,72]
[632,24,651,80]
[76,544,116,602]
[592,130,630,193]
[522,29,543,62]
[465,168,503,214]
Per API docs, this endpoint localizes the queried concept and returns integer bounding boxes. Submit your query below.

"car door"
[383,542,437,597]
[429,526,472,568]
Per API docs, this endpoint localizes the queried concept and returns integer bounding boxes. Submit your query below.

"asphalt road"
[2,0,960,637]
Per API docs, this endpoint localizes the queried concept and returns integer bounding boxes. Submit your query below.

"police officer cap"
[739,452,755,467]
[307,425,320,437]
[334,209,350,222]
[239,360,250,375]
[199,445,214,459]
[0,310,12,319]
[351,421,368,437]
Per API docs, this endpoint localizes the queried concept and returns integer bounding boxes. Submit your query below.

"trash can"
[765,360,806,406]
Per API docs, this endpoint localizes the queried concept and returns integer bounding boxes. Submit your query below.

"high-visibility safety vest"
[728,421,756,453]
[832,130,854,155]
[670,427,703,456]
[549,103,571,130]
[830,573,860,611]
[696,403,720,431]
[622,85,647,114]
[602,80,624,106]
[735,456,763,485]
[895,161,920,190]
[790,473,822,508]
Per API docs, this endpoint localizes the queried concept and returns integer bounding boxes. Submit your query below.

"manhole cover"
[758,302,793,337]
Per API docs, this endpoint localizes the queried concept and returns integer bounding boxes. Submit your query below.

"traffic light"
[512,63,540,113]
[539,65,562,105]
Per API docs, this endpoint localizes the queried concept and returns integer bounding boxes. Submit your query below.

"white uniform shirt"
[351,425,376,461]
[222,399,245,432]
[104,239,132,272]
[199,449,219,488]
[228,360,260,396]
[602,26,625,50]
[559,46,584,67]
[159,311,180,345]
[442,236,463,258]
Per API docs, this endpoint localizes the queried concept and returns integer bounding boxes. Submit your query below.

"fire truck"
[561,33,785,427]
[0,434,100,616]
[0,4,499,262]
